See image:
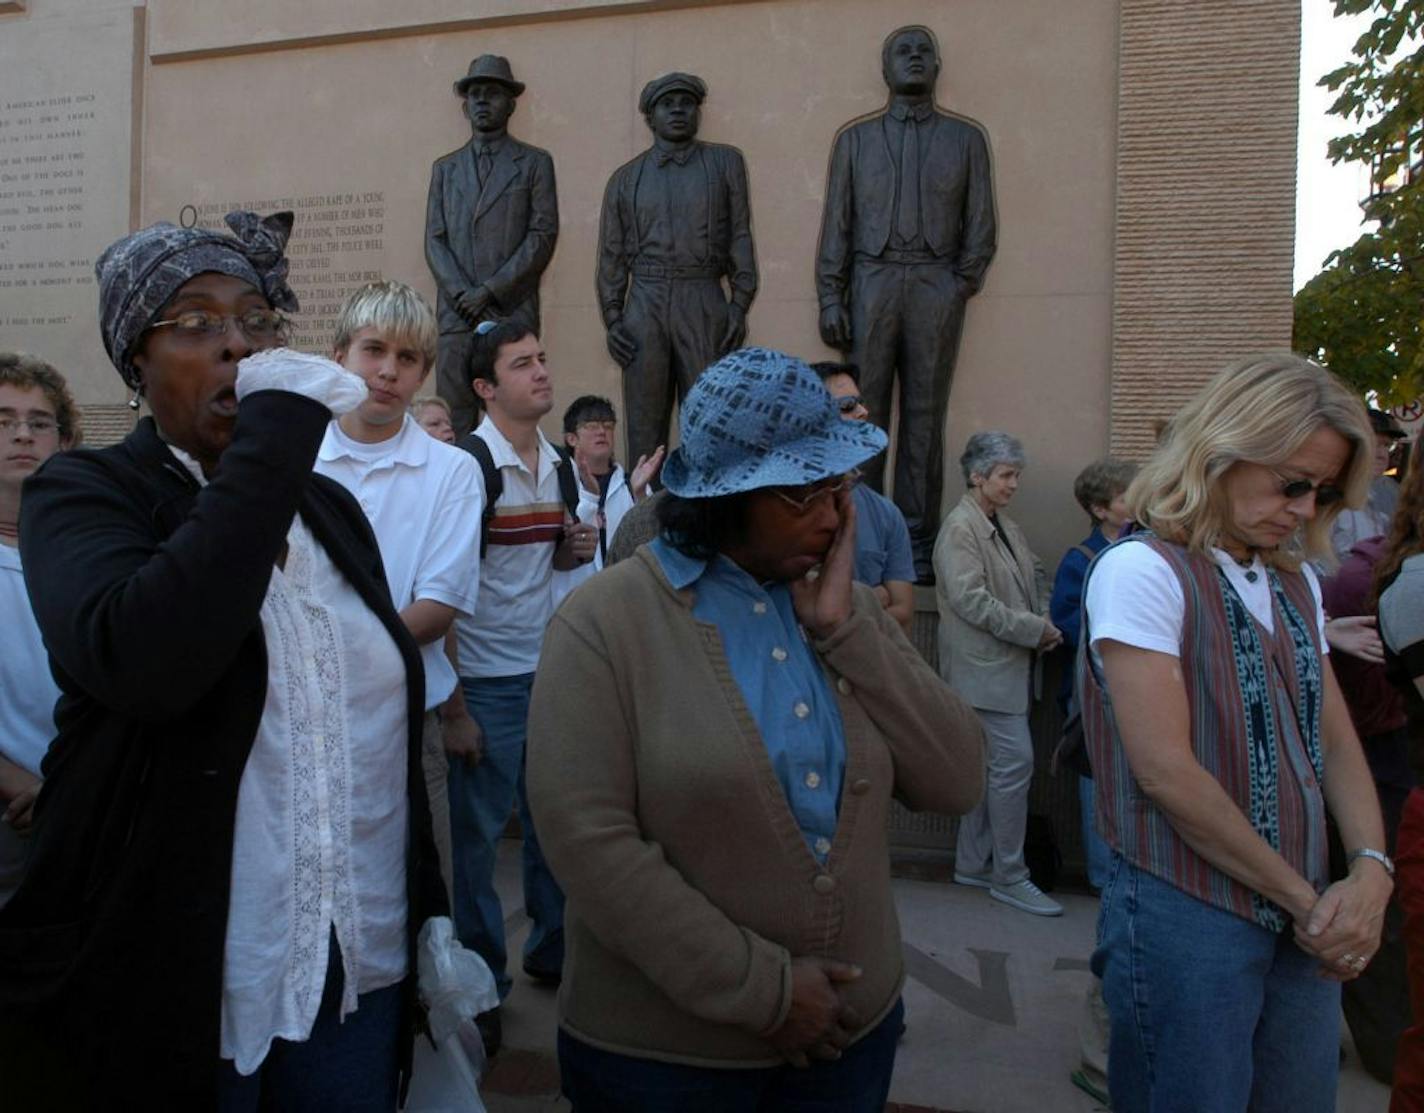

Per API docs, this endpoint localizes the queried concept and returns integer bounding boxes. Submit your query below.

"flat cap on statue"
[637,72,708,115]
[453,55,526,97]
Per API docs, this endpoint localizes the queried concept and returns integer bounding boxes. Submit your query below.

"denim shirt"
[650,538,847,860]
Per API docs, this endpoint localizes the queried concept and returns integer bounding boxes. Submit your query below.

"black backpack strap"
[457,433,502,558]
[555,452,579,520]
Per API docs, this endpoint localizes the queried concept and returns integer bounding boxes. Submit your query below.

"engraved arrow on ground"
[902,942,1016,1027]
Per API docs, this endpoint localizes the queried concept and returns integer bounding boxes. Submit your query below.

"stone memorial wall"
[0,3,139,440]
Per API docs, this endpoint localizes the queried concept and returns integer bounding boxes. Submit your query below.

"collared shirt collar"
[888,99,933,123]
[650,536,708,590]
[471,135,506,157]
[475,413,561,475]
[652,140,698,168]
[318,413,430,468]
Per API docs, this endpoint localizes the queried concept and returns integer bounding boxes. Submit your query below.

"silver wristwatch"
[1348,847,1395,877]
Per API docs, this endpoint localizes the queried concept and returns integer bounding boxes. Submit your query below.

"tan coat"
[526,546,984,1067]
[933,492,1050,714]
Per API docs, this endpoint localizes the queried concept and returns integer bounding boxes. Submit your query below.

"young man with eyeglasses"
[313,281,485,908]
[812,362,915,632]
[0,353,78,908]
[552,396,664,606]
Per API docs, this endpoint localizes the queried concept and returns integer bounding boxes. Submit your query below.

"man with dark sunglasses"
[812,362,915,631]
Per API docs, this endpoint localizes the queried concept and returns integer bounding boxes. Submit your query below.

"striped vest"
[1079,536,1328,930]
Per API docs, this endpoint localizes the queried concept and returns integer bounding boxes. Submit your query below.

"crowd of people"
[0,208,1417,1113]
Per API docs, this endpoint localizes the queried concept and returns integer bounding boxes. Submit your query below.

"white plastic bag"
[403,917,500,1113]
[415,916,500,1042]
[404,1020,487,1113]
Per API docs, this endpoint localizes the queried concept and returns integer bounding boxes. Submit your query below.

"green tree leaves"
[1293,0,1424,402]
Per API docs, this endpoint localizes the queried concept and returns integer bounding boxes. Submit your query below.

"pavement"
[471,841,1392,1113]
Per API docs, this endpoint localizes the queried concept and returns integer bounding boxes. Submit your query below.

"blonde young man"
[314,281,485,902]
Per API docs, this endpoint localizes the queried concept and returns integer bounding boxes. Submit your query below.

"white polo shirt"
[315,415,483,708]
[455,417,565,678]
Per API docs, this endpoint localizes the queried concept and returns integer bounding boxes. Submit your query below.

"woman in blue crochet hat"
[0,212,449,1110]
[528,347,986,1111]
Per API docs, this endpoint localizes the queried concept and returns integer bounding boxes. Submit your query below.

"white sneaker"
[991,878,1063,917]
[953,871,993,889]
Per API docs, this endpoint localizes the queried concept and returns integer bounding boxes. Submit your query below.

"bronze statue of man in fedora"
[817,26,996,581]
[596,72,757,470]
[426,55,559,436]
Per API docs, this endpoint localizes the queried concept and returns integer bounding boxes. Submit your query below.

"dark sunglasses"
[1275,473,1344,507]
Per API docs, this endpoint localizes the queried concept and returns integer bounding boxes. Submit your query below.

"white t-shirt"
[1085,541,1328,660]
[315,415,482,708]
[0,542,59,776]
[454,418,566,678]
[0,542,59,908]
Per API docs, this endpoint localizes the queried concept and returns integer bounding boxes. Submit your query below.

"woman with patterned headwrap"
[0,212,447,1111]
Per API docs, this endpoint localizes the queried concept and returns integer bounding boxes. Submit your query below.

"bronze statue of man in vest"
[817,26,996,581]
[426,55,559,437]
[597,72,758,470]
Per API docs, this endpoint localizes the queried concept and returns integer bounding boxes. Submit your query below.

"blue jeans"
[1092,857,1340,1113]
[216,934,403,1112]
[558,998,904,1112]
[449,672,564,999]
[1079,775,1112,892]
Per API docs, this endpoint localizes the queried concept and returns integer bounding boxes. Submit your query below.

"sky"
[1294,0,1380,290]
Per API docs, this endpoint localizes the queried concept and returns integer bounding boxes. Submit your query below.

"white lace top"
[218,511,410,1074]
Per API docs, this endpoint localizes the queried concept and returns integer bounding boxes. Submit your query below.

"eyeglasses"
[769,470,860,513]
[0,416,58,436]
[147,309,290,342]
[576,419,617,432]
[835,395,865,415]
[1275,472,1344,507]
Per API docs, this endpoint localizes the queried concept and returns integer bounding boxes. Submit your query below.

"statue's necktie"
[477,148,493,191]
[897,118,921,242]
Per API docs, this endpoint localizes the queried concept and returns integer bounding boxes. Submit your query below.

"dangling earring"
[127,381,143,411]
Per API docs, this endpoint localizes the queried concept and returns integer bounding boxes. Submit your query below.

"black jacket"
[0,391,447,1109]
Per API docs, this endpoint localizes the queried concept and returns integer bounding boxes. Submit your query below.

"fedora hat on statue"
[453,55,526,98]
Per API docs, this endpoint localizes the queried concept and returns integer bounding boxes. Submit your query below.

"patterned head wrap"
[95,210,299,388]
[661,347,887,498]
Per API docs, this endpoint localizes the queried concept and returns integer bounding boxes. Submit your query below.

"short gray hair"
[960,431,1025,485]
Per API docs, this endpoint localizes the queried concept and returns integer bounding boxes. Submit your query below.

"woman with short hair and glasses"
[527,347,984,1112]
[0,212,448,1111]
[934,429,1064,917]
[1081,353,1390,1112]
[0,352,79,910]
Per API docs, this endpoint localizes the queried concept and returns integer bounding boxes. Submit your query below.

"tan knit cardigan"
[527,546,985,1067]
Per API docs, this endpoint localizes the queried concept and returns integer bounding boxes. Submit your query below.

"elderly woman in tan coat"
[934,431,1064,916]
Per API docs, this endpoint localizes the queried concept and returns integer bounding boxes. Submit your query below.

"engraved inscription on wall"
[0,92,98,333]
[196,192,387,352]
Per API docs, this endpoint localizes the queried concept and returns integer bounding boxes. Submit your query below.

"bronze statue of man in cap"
[817,26,996,581]
[597,72,757,470]
[426,55,559,436]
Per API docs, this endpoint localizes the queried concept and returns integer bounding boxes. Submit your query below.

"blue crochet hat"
[661,347,887,499]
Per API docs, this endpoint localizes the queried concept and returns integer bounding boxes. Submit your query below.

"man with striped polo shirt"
[451,319,597,1055]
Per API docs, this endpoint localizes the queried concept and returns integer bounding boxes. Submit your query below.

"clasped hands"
[768,956,864,1067]
[1289,865,1392,981]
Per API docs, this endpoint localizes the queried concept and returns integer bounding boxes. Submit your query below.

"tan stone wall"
[139,0,1119,560]
[1111,0,1300,459]
[2,0,1302,563]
